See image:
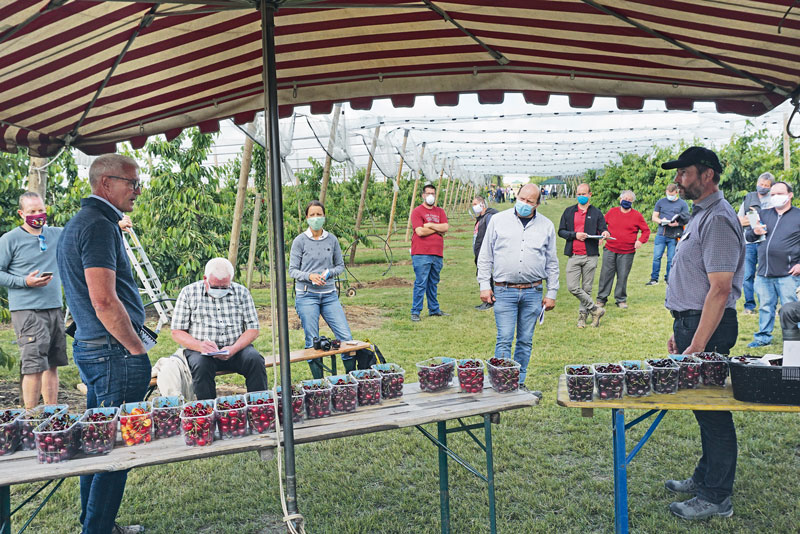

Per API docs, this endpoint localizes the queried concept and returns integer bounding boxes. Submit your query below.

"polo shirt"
[665,191,744,312]
[411,204,448,257]
[57,197,145,340]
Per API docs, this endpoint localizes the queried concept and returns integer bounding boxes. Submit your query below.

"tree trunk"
[245,193,263,288]
[27,157,48,198]
[386,130,409,242]
[404,143,426,242]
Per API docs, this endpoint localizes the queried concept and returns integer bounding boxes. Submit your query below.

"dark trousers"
[673,308,738,504]
[780,301,800,341]
[596,249,635,304]
[185,344,268,400]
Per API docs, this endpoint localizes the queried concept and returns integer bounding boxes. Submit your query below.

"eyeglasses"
[209,285,230,290]
[38,234,47,252]
[106,175,141,191]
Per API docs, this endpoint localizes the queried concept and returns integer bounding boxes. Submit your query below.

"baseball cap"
[661,146,722,174]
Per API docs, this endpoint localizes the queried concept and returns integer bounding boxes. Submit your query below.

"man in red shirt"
[410,183,449,321]
[596,190,651,309]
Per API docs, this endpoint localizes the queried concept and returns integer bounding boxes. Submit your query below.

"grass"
[1,198,799,533]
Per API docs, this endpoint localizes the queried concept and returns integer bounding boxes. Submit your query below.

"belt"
[670,309,702,319]
[495,280,542,289]
[80,335,123,347]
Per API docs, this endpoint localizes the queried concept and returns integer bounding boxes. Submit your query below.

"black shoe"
[429,311,450,317]
[410,314,421,322]
[475,302,493,310]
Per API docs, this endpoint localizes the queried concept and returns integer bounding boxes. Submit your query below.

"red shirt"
[604,207,650,254]
[573,208,588,255]
[411,204,448,256]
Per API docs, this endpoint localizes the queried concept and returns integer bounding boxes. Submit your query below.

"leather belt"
[80,335,123,347]
[495,280,542,289]
[670,309,702,319]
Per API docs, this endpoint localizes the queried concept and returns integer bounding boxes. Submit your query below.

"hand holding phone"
[41,272,53,278]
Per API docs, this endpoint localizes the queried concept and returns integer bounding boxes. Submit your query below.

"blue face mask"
[620,200,633,209]
[515,201,533,218]
[577,195,589,205]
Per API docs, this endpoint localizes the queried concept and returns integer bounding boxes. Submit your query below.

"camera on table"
[331,339,341,349]
[313,336,332,351]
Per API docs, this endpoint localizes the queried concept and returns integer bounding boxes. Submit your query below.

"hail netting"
[304,109,352,163]
[238,112,296,185]
[361,129,398,184]
[421,150,441,185]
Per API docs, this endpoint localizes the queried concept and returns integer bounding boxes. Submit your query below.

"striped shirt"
[665,191,744,312]
[171,280,259,347]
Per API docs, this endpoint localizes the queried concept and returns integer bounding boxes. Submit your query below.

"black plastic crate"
[729,360,800,405]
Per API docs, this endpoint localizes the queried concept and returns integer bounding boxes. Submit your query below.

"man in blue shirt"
[477,184,559,388]
[0,192,66,408]
[57,153,148,534]
[647,183,690,285]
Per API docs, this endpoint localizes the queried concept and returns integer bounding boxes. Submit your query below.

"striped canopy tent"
[2,2,799,527]
[2,0,800,157]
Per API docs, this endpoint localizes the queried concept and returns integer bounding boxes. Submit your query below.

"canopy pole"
[261,0,299,520]
[404,142,426,242]
[386,129,409,242]
[349,125,380,266]
[319,103,342,204]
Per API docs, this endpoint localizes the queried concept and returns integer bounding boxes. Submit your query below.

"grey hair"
[204,257,234,281]
[88,154,139,189]
[758,172,775,186]
[619,190,636,202]
[18,191,42,210]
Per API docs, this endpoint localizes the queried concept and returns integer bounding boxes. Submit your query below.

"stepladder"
[122,228,174,333]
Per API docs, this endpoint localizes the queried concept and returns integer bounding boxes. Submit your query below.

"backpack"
[355,340,386,369]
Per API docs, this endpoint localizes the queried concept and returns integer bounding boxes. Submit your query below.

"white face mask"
[770,194,790,209]
[667,194,677,201]
[207,286,230,299]
[424,194,435,205]
[472,204,483,215]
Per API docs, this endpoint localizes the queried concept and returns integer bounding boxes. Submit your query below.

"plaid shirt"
[171,280,259,347]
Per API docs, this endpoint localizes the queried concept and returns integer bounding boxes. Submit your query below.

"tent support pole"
[261,0,299,521]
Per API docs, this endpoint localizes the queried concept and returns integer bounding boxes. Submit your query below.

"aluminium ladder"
[121,228,174,333]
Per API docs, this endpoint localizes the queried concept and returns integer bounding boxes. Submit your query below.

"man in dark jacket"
[558,183,610,327]
[745,181,800,348]
[472,195,498,310]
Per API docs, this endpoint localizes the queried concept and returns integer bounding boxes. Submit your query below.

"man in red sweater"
[596,190,650,309]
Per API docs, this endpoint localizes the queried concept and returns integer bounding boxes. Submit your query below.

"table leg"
[330,354,337,375]
[612,409,628,534]
[483,415,496,534]
[438,421,450,534]
[1,485,9,534]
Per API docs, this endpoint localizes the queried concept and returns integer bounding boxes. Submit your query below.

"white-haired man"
[57,153,146,534]
[171,257,267,400]
[596,190,650,309]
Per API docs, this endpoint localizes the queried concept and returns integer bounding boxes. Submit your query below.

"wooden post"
[386,129,409,242]
[785,113,791,171]
[319,103,342,204]
[245,193,262,288]
[442,175,453,209]
[228,123,256,272]
[434,158,447,204]
[349,125,381,265]
[404,143,426,242]
[26,157,48,198]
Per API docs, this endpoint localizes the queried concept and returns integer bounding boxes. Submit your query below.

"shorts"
[10,308,68,375]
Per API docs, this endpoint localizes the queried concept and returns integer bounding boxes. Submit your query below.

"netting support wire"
[260,3,305,533]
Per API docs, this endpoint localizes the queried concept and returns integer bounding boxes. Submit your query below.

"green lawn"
[1,198,798,533]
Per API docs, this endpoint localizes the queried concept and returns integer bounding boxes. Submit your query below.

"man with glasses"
[0,192,66,408]
[57,153,146,534]
[171,257,267,400]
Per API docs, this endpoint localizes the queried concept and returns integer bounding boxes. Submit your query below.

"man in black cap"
[660,146,744,520]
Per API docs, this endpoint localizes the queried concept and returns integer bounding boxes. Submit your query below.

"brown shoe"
[590,306,605,327]
[616,302,628,309]
[577,312,587,328]
[595,301,605,308]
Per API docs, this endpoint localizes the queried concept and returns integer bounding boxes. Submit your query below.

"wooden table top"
[0,383,539,487]
[556,375,800,413]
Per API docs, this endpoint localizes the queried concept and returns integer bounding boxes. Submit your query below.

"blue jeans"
[296,290,353,378]
[72,340,151,534]
[411,255,443,315]
[650,233,677,282]
[753,275,800,344]
[673,308,738,504]
[742,243,759,311]
[493,285,543,385]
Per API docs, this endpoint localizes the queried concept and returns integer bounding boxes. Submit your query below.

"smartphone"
[41,272,53,277]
